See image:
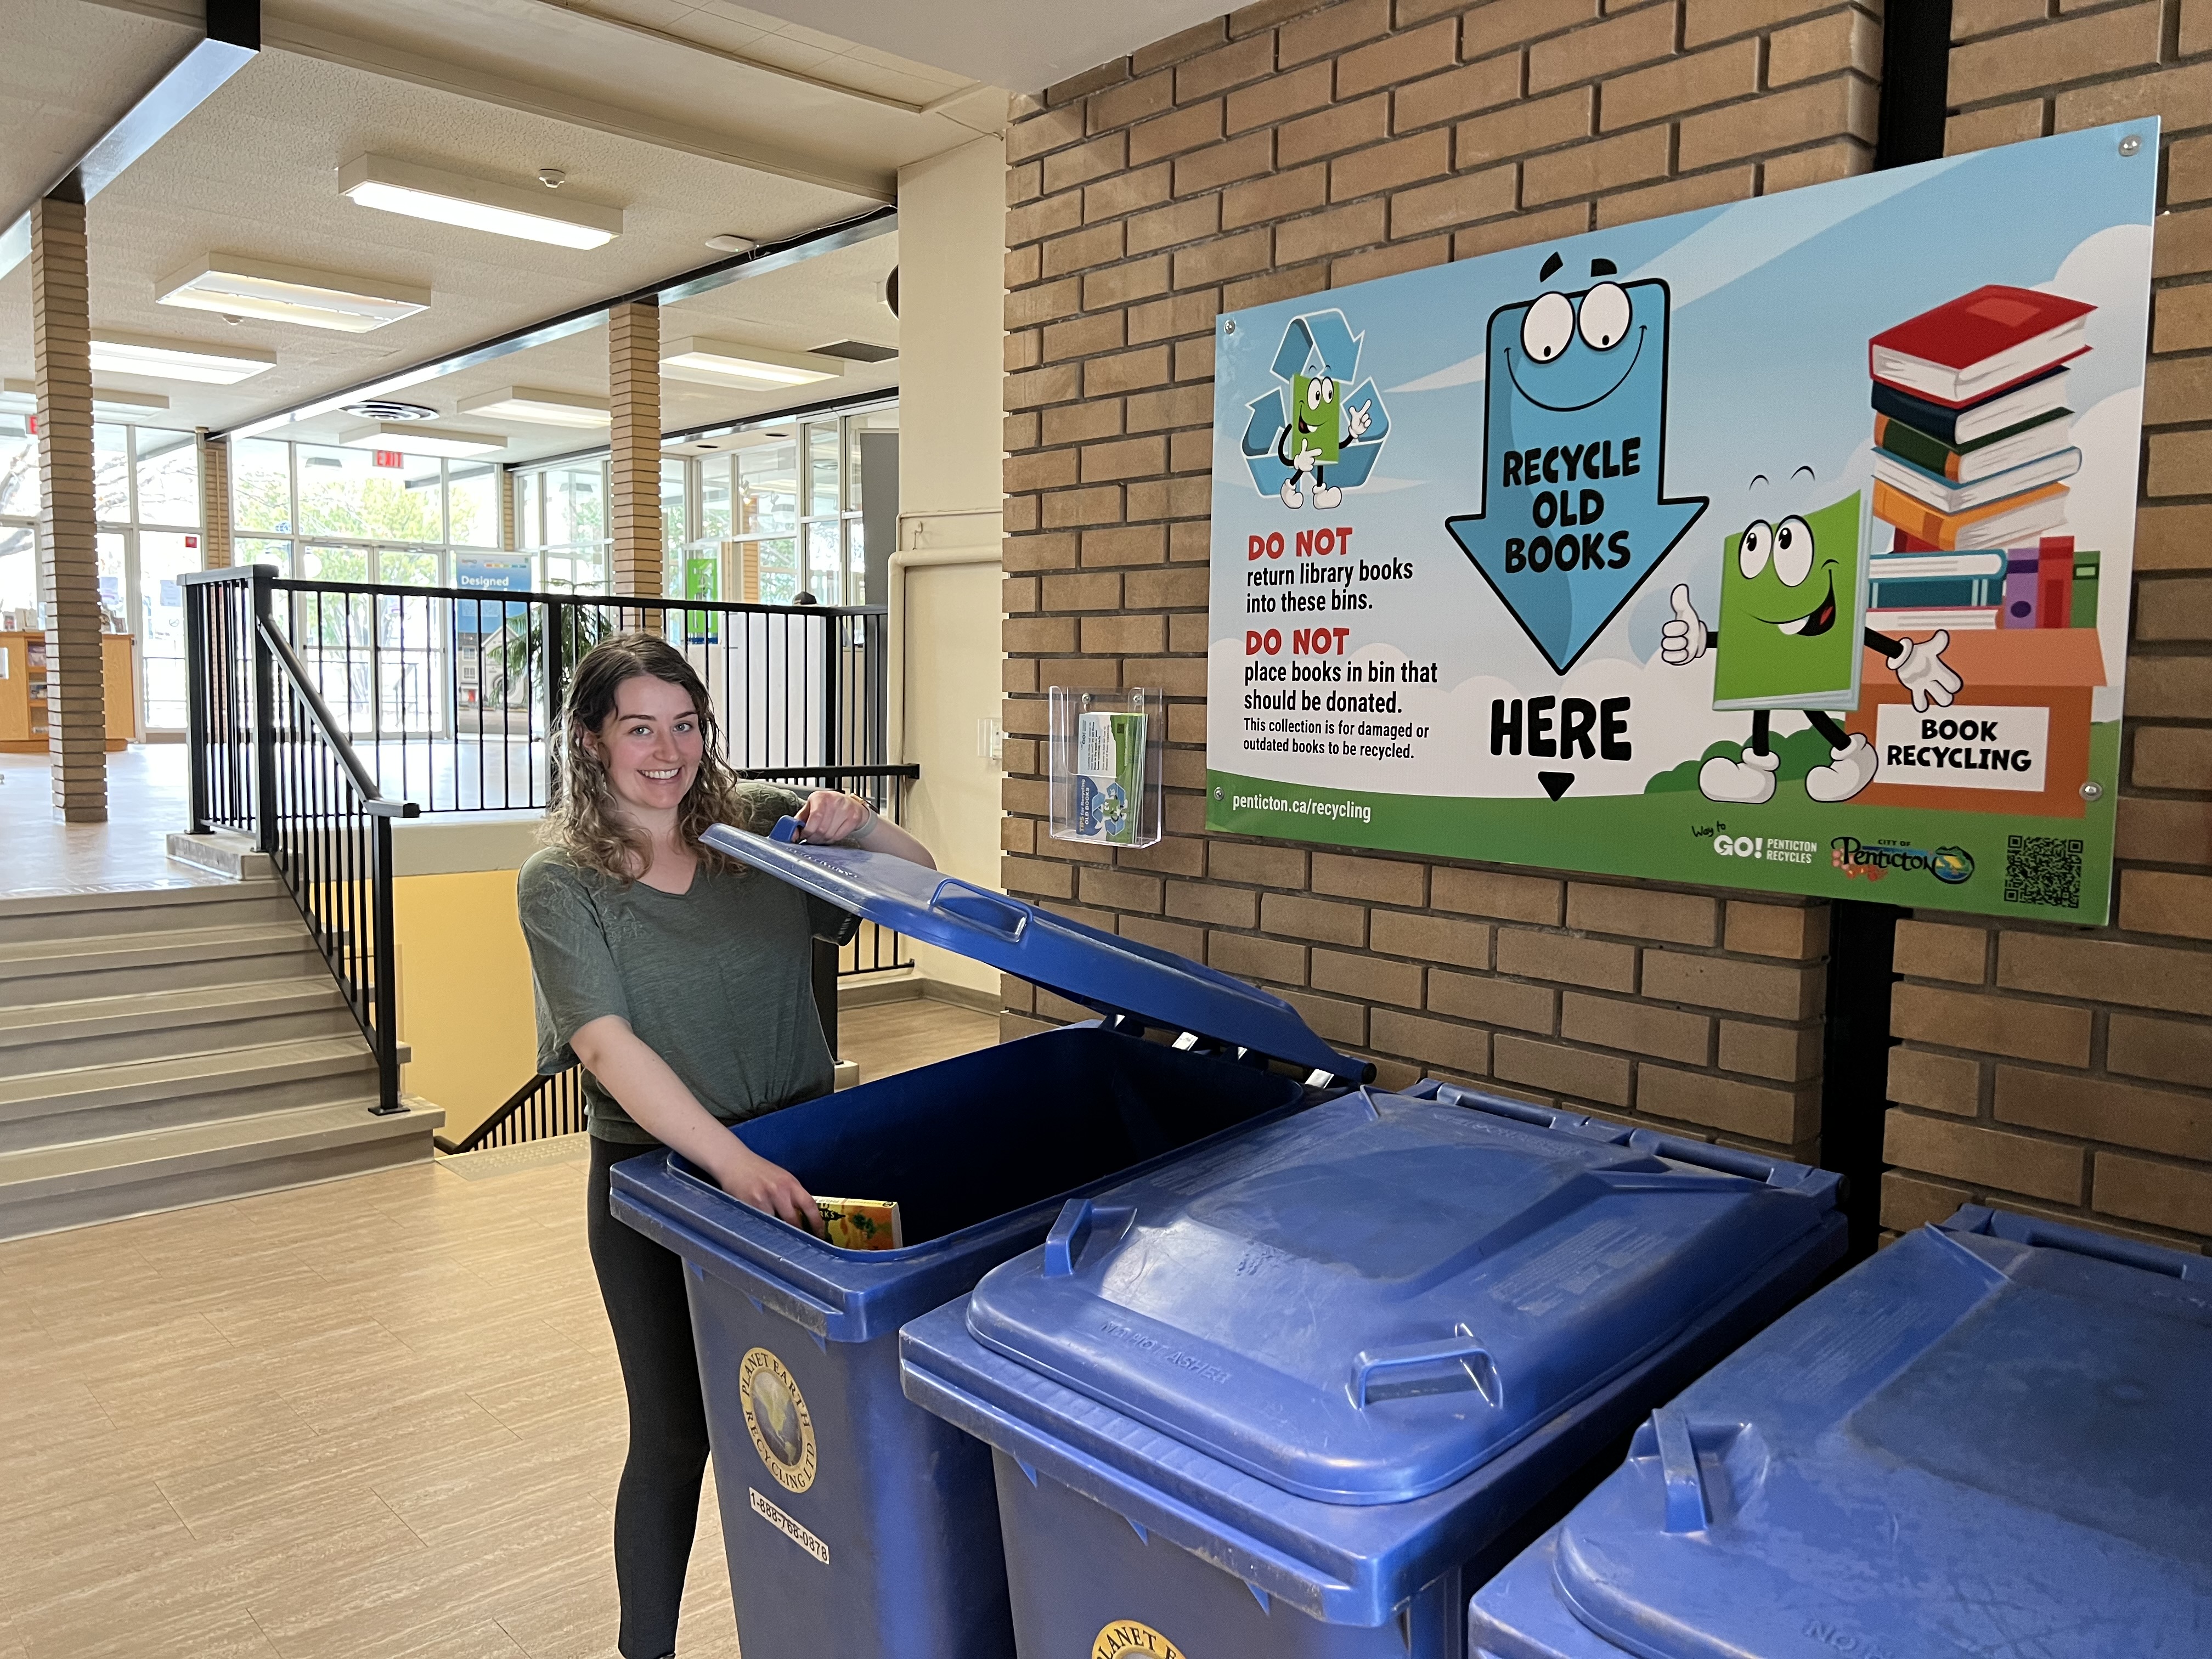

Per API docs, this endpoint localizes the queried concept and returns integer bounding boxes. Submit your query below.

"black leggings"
[588,1136,712,1659]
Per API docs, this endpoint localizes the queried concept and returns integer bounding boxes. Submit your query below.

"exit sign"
[372,449,405,470]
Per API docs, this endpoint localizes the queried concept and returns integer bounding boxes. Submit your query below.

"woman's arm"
[795,789,937,868]
[570,1013,822,1233]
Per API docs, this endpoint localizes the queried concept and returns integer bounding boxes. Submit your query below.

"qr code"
[2005,834,2084,909]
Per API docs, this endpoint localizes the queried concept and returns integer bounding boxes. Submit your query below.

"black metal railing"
[261,575,888,815]
[183,566,418,1114]
[435,1066,585,1155]
[185,565,923,1139]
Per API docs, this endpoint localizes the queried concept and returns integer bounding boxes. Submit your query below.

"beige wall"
[896,133,1010,993]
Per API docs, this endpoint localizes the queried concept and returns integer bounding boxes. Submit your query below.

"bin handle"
[930,878,1028,941]
[1651,1407,1709,1533]
[1350,1328,1499,1409]
[1043,1198,1137,1277]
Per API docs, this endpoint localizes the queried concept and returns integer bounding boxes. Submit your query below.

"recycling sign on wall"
[1205,123,2158,926]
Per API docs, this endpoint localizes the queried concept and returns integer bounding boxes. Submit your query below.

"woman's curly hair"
[541,632,775,881]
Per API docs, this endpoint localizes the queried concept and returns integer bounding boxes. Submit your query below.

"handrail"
[436,1065,585,1156]
[271,572,885,619]
[259,621,417,817]
[184,563,420,1114]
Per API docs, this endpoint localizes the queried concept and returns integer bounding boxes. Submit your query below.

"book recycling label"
[739,1347,817,1494]
[1207,122,2157,924]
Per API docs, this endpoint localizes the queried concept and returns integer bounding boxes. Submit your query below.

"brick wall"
[1874,2,2212,1254]
[998,0,1886,1167]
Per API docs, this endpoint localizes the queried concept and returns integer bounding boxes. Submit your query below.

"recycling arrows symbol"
[1239,309,1390,496]
[1444,280,1706,674]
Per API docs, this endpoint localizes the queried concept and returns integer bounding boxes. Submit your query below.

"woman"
[518,632,934,1659]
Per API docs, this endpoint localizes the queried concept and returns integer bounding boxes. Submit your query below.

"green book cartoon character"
[1662,484,1962,803]
[1276,370,1374,510]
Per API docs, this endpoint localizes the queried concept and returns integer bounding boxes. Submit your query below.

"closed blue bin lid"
[1524,1205,2212,1658]
[703,820,1369,1081]
[958,1088,1839,1505]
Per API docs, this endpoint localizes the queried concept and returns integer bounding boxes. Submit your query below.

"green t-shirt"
[516,786,860,1144]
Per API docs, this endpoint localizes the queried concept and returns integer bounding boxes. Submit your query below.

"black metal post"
[543,597,565,805]
[369,809,404,1115]
[184,583,210,833]
[250,565,278,855]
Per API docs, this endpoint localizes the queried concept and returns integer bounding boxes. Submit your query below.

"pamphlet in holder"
[1048,686,1162,849]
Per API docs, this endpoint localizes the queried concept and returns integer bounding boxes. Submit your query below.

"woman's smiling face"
[588,673,704,819]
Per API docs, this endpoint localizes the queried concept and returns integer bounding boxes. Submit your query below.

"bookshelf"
[0,632,136,753]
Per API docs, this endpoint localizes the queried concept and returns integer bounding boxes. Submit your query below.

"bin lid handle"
[930,878,1028,941]
[1043,1197,1137,1278]
[1350,1327,1499,1409]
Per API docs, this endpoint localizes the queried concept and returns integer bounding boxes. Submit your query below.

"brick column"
[198,430,232,568]
[608,299,662,599]
[499,464,517,552]
[32,194,104,822]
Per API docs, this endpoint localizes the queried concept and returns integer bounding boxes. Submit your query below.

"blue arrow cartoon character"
[1446,252,1706,674]
[1240,310,1388,510]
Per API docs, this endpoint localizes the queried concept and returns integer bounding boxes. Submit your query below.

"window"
[0,423,207,731]
[514,456,611,594]
[230,440,528,590]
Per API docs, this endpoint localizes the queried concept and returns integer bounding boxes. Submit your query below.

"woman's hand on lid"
[794,789,871,844]
[706,1141,825,1235]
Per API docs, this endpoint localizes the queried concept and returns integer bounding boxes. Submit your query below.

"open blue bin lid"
[958,1088,1838,1506]
[1527,1205,2212,1658]
[702,820,1370,1081]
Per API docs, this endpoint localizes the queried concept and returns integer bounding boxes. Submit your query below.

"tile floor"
[0,997,1001,1659]
[0,746,222,896]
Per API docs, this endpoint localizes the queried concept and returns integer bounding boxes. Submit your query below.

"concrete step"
[0,977,357,1073]
[0,1098,445,1243]
[0,881,300,945]
[166,830,274,879]
[0,923,325,1008]
[0,1035,385,1154]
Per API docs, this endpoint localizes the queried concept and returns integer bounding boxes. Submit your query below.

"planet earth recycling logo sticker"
[1240,308,1390,509]
[739,1346,817,1493]
[1093,1621,1188,1659]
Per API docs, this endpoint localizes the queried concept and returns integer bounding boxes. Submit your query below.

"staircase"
[0,873,442,1242]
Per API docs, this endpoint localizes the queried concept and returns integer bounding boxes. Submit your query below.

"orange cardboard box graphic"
[1844,630,2106,818]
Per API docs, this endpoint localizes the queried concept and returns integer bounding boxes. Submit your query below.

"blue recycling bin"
[610,819,1369,1659]
[1466,1204,2212,1659]
[898,1081,1848,1659]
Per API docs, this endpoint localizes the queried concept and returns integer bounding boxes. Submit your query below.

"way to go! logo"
[1093,1622,1187,1659]
[738,1347,817,1494]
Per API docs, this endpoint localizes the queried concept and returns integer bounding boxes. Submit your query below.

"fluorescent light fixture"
[338,421,506,458]
[3,379,170,413]
[157,255,430,334]
[340,155,623,250]
[88,330,275,385]
[457,386,611,428]
[661,338,844,391]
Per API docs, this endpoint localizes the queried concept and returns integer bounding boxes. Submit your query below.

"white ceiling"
[6,0,1199,465]
[0,0,195,211]
[1,0,943,464]
[731,0,1242,95]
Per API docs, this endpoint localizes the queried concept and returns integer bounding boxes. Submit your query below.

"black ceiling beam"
[0,1,259,278]
[216,204,899,442]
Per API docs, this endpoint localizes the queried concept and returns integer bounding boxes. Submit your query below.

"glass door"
[137,531,201,731]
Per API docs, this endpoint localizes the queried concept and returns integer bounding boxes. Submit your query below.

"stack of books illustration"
[1866,284,2100,635]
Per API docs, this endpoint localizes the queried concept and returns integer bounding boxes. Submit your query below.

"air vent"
[341,399,439,421]
[814,340,898,363]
